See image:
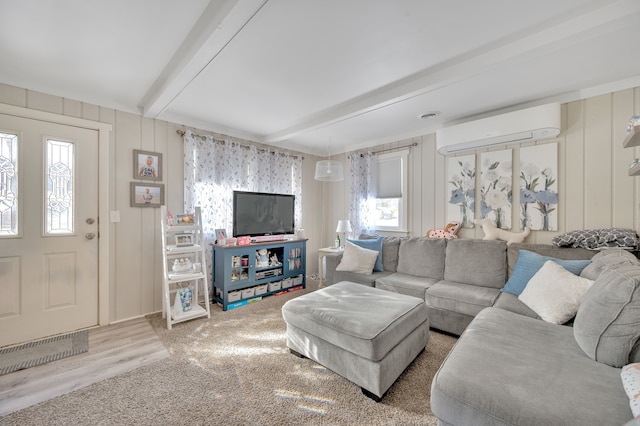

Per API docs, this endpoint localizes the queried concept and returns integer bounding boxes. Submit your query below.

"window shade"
[377,156,402,198]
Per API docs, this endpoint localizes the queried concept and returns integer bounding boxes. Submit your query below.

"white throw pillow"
[335,241,379,275]
[518,260,594,324]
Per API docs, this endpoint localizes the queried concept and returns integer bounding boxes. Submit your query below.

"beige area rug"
[0,279,457,426]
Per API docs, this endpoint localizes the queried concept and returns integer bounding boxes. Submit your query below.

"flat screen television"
[232,191,295,237]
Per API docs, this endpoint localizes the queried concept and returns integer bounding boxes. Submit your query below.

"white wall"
[1,82,638,323]
[327,88,640,245]
[0,83,323,323]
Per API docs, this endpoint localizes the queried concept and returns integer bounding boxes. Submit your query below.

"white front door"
[0,113,99,347]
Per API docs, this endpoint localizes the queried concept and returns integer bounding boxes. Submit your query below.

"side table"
[317,246,343,284]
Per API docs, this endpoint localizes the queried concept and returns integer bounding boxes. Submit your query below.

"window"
[373,150,408,232]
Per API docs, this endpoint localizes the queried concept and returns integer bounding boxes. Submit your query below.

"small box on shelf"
[268,281,282,292]
[228,290,241,302]
[281,278,293,289]
[241,287,255,299]
[293,274,303,285]
[255,284,268,295]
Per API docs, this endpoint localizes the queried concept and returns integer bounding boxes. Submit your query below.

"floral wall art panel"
[480,149,512,229]
[447,154,476,228]
[520,143,558,231]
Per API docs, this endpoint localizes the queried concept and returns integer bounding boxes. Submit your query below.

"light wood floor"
[0,317,169,416]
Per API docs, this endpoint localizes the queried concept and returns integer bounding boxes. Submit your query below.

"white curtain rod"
[349,142,418,158]
[176,129,303,160]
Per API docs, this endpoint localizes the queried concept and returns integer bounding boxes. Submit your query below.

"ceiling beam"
[264,0,638,145]
[138,0,268,118]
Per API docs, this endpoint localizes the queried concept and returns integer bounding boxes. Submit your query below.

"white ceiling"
[1,0,640,156]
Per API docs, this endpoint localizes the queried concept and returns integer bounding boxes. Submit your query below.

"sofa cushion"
[501,250,591,296]
[574,264,640,367]
[431,308,633,426]
[332,270,392,287]
[621,363,640,418]
[443,239,507,288]
[381,236,401,272]
[426,281,500,318]
[375,272,439,300]
[335,241,379,275]
[348,236,384,272]
[507,243,595,278]
[580,248,640,280]
[492,292,539,319]
[396,237,446,279]
[518,260,594,324]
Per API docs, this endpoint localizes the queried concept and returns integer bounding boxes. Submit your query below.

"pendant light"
[314,146,344,181]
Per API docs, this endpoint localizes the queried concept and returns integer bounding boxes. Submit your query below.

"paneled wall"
[0,83,322,323]
[1,82,638,323]
[328,88,640,245]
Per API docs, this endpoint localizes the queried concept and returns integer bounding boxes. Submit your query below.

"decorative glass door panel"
[46,139,74,235]
[0,132,18,236]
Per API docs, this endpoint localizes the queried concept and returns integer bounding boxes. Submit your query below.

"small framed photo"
[134,149,162,181]
[130,182,164,207]
[215,229,227,244]
[176,214,195,225]
[175,233,194,247]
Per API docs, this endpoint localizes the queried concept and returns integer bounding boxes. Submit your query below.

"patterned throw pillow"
[621,363,640,418]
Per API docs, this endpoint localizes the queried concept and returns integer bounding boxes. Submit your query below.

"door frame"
[0,103,112,326]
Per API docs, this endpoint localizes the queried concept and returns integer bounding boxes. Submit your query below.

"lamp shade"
[336,220,352,233]
[315,160,344,181]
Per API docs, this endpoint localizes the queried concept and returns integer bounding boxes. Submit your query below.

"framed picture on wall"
[130,182,164,207]
[133,149,162,181]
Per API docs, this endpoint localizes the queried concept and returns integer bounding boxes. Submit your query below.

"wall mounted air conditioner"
[436,103,561,155]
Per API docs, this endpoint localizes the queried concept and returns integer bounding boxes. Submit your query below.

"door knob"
[86,218,95,225]
[85,233,96,240]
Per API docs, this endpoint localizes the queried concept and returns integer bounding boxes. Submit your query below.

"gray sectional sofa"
[324,236,640,424]
[325,236,595,335]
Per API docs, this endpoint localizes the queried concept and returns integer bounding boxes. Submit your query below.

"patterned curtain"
[183,130,303,262]
[349,151,377,236]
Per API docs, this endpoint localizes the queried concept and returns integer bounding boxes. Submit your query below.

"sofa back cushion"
[444,239,507,288]
[397,237,446,279]
[381,237,401,272]
[573,264,640,367]
[580,248,639,280]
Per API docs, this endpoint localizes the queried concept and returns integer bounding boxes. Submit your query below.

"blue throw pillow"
[501,250,591,296]
[348,237,384,272]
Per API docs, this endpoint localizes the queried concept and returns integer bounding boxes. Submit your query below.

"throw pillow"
[335,241,379,275]
[348,237,384,272]
[501,250,591,296]
[573,264,640,368]
[518,260,594,324]
[621,363,640,418]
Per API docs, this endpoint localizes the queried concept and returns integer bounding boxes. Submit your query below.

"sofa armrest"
[324,252,343,285]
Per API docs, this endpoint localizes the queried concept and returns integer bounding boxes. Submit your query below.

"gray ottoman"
[282,281,430,401]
